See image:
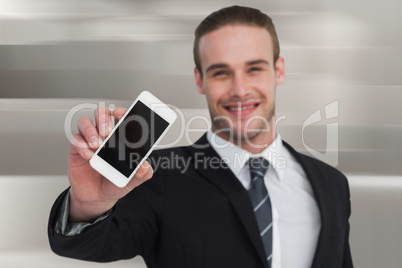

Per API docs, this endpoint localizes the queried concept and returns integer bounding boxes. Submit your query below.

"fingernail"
[90,136,99,147]
[137,162,150,177]
[84,149,93,158]
[100,123,112,136]
[142,161,153,176]
[142,161,150,168]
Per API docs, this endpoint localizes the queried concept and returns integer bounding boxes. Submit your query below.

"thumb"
[125,160,154,191]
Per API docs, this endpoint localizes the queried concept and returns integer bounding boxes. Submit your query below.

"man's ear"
[194,67,205,95]
[275,56,285,86]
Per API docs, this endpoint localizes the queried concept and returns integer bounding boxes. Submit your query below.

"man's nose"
[229,72,249,98]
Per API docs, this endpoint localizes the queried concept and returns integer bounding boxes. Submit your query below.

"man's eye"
[213,70,227,77]
[248,67,262,72]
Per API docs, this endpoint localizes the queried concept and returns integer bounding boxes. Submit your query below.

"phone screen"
[97,100,169,177]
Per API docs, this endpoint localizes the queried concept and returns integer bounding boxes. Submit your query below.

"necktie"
[248,157,273,267]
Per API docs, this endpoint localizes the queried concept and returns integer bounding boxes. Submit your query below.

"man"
[48,5,353,268]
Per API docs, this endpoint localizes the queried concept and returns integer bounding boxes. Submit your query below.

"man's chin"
[235,131,263,142]
[216,129,263,142]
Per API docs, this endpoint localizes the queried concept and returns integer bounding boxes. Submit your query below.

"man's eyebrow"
[205,60,269,73]
[205,63,229,73]
[246,59,269,66]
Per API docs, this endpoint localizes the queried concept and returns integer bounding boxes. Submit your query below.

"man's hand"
[67,105,154,223]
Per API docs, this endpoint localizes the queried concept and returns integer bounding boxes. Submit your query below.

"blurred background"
[0,0,401,267]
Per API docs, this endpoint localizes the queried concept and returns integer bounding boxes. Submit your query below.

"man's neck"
[240,130,277,154]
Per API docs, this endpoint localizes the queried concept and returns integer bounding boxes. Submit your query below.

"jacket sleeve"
[343,229,353,268]
[342,175,354,268]
[47,171,164,263]
[53,190,113,236]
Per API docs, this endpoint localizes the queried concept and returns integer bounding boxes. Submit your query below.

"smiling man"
[48,6,353,268]
[194,23,283,153]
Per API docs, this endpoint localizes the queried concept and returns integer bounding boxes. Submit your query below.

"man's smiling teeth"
[226,104,258,111]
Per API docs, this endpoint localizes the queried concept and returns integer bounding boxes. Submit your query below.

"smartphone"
[89,91,177,188]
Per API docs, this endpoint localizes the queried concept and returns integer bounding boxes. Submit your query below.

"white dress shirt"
[207,130,321,268]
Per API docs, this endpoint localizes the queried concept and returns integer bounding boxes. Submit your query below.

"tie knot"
[248,157,270,177]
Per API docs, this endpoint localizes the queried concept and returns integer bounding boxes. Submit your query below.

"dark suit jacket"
[48,134,353,268]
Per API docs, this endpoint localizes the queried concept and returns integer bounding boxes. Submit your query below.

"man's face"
[194,24,284,145]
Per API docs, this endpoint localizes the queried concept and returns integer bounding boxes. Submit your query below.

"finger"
[112,107,127,124]
[77,116,103,150]
[94,105,113,138]
[70,133,94,160]
[125,161,153,191]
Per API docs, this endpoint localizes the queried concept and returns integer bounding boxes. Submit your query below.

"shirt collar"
[206,129,286,181]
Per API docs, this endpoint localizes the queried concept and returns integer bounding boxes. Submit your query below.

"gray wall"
[1,0,401,267]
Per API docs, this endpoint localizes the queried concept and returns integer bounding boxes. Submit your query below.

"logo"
[302,100,339,166]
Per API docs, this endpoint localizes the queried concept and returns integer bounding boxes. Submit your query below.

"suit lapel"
[188,134,269,268]
[282,141,331,268]
[187,135,331,268]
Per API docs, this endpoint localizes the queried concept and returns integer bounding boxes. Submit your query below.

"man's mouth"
[223,102,260,116]
[225,103,259,111]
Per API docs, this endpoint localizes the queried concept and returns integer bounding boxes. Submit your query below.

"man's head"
[193,5,280,78]
[193,6,284,152]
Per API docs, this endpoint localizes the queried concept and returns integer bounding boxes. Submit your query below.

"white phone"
[90,91,177,188]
